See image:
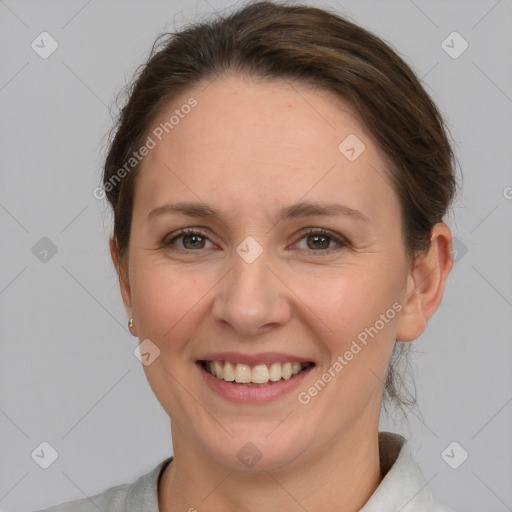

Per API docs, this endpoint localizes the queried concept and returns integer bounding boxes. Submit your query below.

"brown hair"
[102,0,458,414]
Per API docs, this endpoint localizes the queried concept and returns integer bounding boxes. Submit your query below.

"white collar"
[359,431,457,511]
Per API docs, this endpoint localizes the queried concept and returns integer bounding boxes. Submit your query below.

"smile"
[199,360,314,386]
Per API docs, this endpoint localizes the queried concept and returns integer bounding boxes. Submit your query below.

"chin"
[199,424,311,472]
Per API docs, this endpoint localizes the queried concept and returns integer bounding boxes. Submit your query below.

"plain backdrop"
[1,1,511,511]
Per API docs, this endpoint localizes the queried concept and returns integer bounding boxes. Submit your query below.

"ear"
[109,236,132,315]
[396,223,453,342]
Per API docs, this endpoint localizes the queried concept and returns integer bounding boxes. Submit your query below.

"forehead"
[134,74,399,229]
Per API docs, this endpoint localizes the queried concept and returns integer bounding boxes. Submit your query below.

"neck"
[158,422,382,512]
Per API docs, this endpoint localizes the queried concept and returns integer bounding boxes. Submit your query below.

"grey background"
[1,0,511,510]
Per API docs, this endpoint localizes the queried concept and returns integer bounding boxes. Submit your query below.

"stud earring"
[128,318,134,330]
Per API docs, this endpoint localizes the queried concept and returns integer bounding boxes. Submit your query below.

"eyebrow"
[147,201,371,224]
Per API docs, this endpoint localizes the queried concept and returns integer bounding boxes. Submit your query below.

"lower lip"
[197,362,314,404]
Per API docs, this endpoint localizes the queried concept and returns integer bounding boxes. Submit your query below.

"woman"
[37,1,459,510]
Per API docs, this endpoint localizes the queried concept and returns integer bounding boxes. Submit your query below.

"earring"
[128,318,134,330]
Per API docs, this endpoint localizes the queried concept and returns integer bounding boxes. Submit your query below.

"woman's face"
[118,74,424,470]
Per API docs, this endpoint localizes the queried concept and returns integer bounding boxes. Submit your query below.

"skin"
[110,73,453,511]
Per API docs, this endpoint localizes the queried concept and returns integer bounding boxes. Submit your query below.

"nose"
[211,247,291,337]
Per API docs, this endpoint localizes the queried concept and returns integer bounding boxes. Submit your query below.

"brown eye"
[180,233,206,250]
[162,227,347,255]
[295,228,348,254]
[163,229,213,252]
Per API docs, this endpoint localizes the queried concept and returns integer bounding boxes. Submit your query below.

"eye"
[162,227,347,255]
[294,228,348,254]
[162,228,214,253]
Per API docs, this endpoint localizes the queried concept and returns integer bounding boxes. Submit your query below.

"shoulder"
[432,504,460,512]
[32,482,131,512]
[32,457,173,512]
[430,500,461,512]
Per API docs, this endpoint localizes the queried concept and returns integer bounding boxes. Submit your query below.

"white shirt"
[34,432,459,512]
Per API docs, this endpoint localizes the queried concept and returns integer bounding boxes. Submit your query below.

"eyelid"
[162,227,348,253]
[294,227,348,252]
[162,227,213,248]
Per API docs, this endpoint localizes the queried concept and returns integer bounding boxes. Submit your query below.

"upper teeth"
[205,361,308,384]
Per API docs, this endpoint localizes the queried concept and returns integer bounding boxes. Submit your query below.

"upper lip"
[196,352,315,366]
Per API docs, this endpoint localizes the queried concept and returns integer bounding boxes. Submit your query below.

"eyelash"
[162,227,348,256]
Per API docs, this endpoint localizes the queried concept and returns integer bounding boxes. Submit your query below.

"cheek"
[296,266,404,404]
[130,263,209,355]
[300,267,402,413]
[130,242,405,354]
[293,262,401,341]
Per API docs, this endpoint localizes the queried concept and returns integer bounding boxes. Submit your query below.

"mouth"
[197,360,315,387]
